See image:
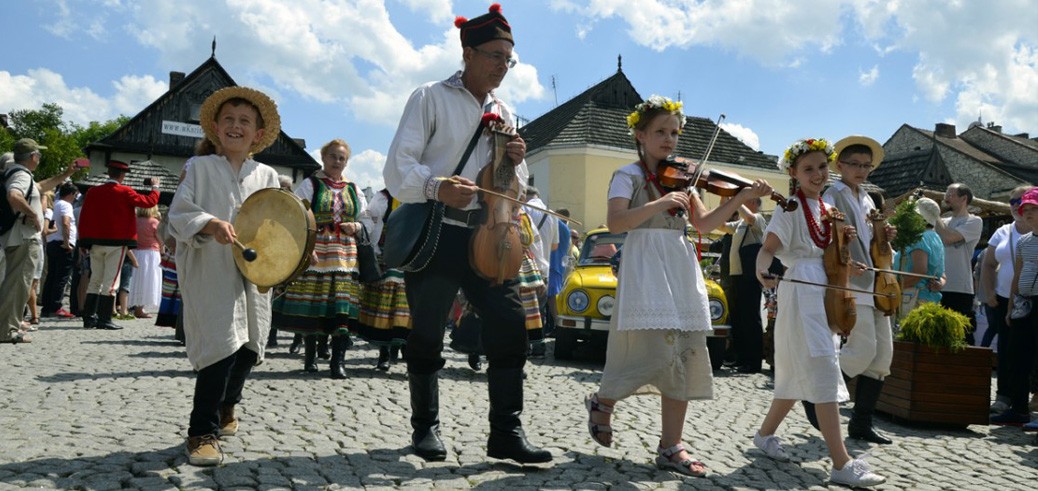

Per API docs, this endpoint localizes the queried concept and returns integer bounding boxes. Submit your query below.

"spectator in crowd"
[129,206,163,318]
[717,196,767,373]
[898,197,946,309]
[40,181,79,318]
[24,190,57,328]
[936,183,983,342]
[547,208,572,337]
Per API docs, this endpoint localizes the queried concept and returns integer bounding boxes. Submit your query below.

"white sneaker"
[830,457,886,487]
[752,431,790,462]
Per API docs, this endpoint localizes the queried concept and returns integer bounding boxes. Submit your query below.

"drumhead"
[233,188,316,289]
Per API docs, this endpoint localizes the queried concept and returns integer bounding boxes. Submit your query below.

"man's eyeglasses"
[839,160,873,171]
[473,47,517,68]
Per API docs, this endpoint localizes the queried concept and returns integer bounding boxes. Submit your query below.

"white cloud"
[346,148,388,191]
[859,65,879,86]
[719,122,760,151]
[0,68,139,125]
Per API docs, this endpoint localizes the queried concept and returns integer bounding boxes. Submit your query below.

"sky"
[2,0,1036,191]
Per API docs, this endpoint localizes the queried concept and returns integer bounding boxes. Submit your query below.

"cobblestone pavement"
[1,316,1036,490]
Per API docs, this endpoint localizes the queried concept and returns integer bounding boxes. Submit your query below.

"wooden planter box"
[872,341,992,428]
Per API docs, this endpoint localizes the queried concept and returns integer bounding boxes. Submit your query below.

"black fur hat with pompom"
[454,3,513,48]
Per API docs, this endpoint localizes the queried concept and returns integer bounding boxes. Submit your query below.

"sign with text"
[161,120,203,138]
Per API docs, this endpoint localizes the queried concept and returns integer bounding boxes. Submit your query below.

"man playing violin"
[808,136,896,445]
[383,3,551,465]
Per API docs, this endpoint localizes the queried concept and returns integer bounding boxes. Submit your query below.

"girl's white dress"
[598,163,713,402]
[767,199,849,404]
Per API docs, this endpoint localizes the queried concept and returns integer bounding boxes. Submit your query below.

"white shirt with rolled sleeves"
[383,71,528,227]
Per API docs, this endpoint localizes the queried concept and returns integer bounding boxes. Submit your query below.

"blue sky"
[2,0,1036,191]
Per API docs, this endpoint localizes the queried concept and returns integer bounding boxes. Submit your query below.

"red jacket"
[78,181,160,248]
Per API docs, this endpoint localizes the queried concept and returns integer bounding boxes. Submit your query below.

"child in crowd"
[167,87,281,466]
[585,95,770,477]
[753,138,885,487]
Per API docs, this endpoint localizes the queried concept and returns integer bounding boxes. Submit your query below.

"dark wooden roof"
[76,160,180,206]
[868,147,950,198]
[519,69,778,171]
[84,56,319,171]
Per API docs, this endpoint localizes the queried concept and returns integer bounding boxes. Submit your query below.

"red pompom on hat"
[456,3,513,47]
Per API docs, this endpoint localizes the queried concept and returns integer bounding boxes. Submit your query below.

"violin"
[823,207,857,336]
[469,116,524,284]
[656,156,799,212]
[869,208,901,316]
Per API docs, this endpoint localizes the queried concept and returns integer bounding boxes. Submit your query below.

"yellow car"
[554,228,731,369]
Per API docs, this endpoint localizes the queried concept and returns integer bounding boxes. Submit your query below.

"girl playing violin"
[584,95,771,477]
[753,138,885,487]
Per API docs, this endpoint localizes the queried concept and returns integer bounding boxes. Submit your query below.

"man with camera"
[77,161,160,330]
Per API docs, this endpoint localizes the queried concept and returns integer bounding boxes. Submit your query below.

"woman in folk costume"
[516,207,546,353]
[752,138,885,487]
[272,138,372,379]
[583,95,771,477]
[356,188,410,371]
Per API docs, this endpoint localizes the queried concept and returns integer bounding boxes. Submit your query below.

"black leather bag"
[355,226,382,283]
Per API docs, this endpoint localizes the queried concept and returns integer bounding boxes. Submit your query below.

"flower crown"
[626,95,685,135]
[778,138,836,171]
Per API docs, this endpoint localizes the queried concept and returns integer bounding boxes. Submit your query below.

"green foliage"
[1,104,127,181]
[889,198,927,252]
[897,302,973,352]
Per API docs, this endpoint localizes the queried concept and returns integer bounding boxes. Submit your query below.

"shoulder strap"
[451,119,486,177]
[537,212,549,230]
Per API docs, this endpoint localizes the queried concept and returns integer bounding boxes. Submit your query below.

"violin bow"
[687,113,726,192]
[861,265,939,281]
[437,177,583,227]
[760,273,898,297]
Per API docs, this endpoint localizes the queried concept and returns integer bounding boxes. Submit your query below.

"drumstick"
[233,239,258,262]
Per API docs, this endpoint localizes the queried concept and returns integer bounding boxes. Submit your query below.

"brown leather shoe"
[186,434,222,466]
[218,405,238,436]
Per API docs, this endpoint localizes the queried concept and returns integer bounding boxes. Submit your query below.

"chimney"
[1015,132,1030,139]
[169,71,185,89]
[293,138,306,148]
[991,125,1002,133]
[934,123,956,138]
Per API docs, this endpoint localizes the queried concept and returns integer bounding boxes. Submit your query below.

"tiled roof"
[868,148,945,198]
[76,160,180,204]
[960,125,1038,183]
[520,70,778,171]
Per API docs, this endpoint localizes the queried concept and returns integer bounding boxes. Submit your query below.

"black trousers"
[730,274,764,370]
[1005,296,1038,414]
[41,241,74,314]
[985,296,1011,397]
[404,225,528,374]
[188,346,258,437]
[941,291,976,343]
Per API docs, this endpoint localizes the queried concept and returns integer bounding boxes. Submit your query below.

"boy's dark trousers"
[188,346,258,437]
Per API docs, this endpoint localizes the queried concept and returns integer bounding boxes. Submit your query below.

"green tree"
[1,104,127,181]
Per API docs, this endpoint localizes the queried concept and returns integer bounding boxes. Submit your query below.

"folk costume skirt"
[355,267,411,346]
[128,249,162,310]
[155,255,181,327]
[272,230,361,336]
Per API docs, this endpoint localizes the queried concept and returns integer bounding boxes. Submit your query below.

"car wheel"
[554,329,577,360]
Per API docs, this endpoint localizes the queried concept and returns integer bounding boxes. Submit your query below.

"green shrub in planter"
[896,302,973,352]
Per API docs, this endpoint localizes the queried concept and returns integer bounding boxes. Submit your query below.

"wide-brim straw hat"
[199,86,281,154]
[832,135,885,173]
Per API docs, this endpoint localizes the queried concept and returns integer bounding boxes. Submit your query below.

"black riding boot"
[408,372,446,461]
[303,336,319,373]
[486,368,552,463]
[376,347,391,371]
[97,295,123,330]
[81,293,100,329]
[330,336,349,379]
[317,334,330,360]
[802,401,820,431]
[289,333,303,354]
[848,376,892,444]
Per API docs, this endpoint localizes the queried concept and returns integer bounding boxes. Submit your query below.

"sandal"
[655,443,708,477]
[585,393,614,447]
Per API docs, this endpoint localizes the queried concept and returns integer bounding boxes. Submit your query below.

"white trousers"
[839,305,893,380]
[87,245,126,297]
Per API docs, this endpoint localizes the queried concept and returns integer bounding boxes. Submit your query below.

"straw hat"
[199,86,281,154]
[832,135,885,172]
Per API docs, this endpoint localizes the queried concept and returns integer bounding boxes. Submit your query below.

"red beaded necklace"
[797,188,831,248]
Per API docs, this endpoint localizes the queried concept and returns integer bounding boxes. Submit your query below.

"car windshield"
[579,232,625,266]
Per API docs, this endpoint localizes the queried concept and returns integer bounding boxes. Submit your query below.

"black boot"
[486,367,552,464]
[848,376,892,444]
[389,346,400,362]
[266,326,278,348]
[330,336,348,379]
[317,335,330,360]
[81,294,100,329]
[468,353,482,371]
[289,334,303,354]
[802,400,820,431]
[408,372,447,461]
[97,296,123,330]
[376,347,391,371]
[303,336,319,373]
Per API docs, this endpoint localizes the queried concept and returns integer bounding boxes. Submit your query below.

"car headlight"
[708,298,725,322]
[567,290,590,313]
[597,295,615,317]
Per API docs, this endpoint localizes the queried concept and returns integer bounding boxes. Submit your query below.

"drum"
[232,188,316,293]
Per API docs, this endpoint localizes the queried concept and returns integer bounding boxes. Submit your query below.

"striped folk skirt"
[272,232,361,335]
[155,256,181,328]
[354,268,411,346]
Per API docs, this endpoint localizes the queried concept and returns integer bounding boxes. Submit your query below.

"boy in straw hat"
[383,3,551,464]
[797,136,897,445]
[167,86,281,466]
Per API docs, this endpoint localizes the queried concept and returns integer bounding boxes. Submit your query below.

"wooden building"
[79,49,319,203]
